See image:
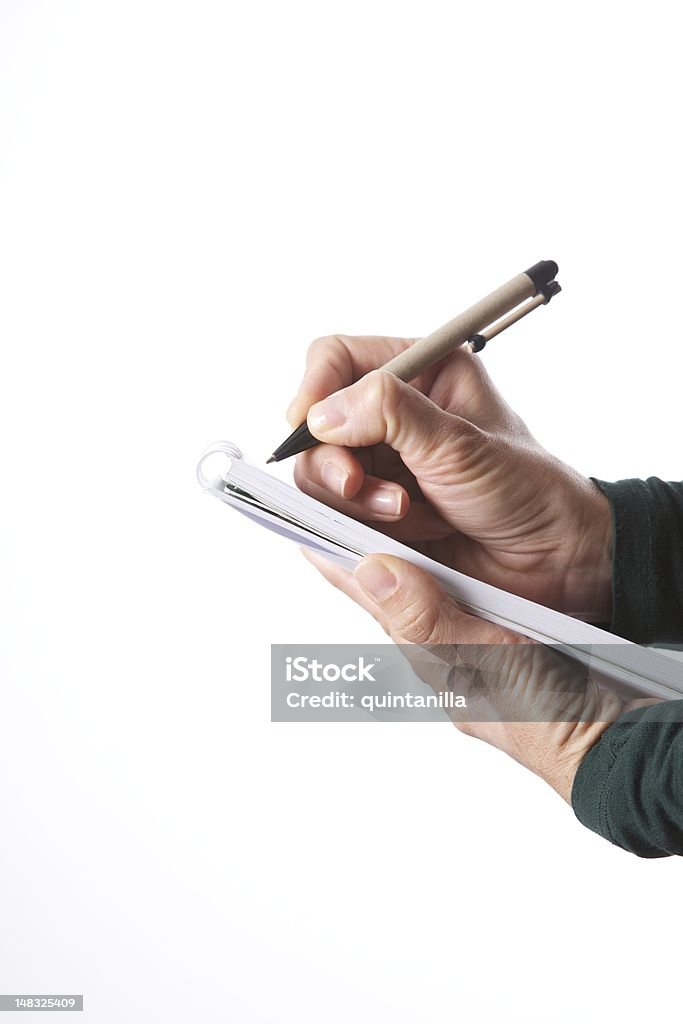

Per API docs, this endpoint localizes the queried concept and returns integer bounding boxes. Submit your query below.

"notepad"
[197,441,683,702]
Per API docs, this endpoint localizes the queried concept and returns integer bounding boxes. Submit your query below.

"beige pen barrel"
[266,260,559,463]
[382,270,538,382]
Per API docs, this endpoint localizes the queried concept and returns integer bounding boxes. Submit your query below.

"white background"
[1,2,682,1021]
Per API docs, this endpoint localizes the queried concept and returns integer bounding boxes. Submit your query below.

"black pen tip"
[266,455,276,464]
[267,421,320,463]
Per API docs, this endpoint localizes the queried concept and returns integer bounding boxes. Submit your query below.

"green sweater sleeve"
[590,477,683,644]
[572,702,683,857]
[571,478,683,856]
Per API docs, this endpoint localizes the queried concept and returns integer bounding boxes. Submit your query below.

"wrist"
[542,711,621,803]
[543,723,611,803]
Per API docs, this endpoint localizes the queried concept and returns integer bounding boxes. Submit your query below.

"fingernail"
[354,559,398,602]
[321,460,350,497]
[308,394,346,434]
[366,485,403,518]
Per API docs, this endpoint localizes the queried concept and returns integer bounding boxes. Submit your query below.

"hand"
[288,335,613,622]
[304,550,654,801]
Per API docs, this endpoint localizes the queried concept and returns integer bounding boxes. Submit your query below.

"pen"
[267,260,560,464]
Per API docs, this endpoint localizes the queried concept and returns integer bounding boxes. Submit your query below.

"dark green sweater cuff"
[572,701,683,857]
[591,477,683,644]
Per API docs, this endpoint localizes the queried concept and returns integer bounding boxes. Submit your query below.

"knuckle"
[361,370,402,438]
[465,349,491,385]
[377,369,403,410]
[375,610,392,635]
[306,335,335,364]
[306,334,352,365]
[446,421,491,479]
[393,591,441,644]
[447,414,484,449]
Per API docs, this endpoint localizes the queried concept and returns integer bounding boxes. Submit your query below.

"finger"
[295,464,408,520]
[294,461,453,537]
[294,444,408,520]
[296,439,424,500]
[307,369,484,482]
[294,444,366,500]
[351,553,512,646]
[287,334,431,428]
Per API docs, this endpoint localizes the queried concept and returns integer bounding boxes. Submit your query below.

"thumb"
[353,553,497,645]
[307,369,483,477]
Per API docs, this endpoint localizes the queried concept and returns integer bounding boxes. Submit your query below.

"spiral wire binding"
[196,441,244,491]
